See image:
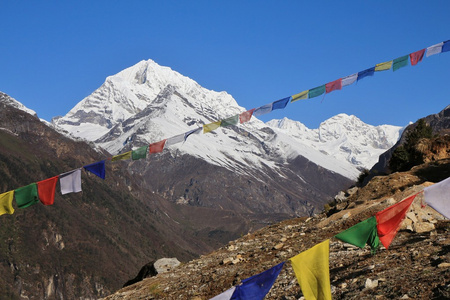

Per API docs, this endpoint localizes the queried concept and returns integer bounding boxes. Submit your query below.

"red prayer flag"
[149,139,167,154]
[37,176,59,205]
[239,108,255,124]
[376,194,416,249]
[325,78,342,93]
[410,49,425,66]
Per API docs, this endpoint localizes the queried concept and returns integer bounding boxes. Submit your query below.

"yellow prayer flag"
[290,239,331,300]
[111,151,132,162]
[203,121,221,134]
[0,190,15,216]
[375,61,393,71]
[291,90,309,102]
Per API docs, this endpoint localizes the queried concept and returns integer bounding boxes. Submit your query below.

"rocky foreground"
[103,159,450,299]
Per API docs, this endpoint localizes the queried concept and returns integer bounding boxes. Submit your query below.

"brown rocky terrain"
[103,158,450,299]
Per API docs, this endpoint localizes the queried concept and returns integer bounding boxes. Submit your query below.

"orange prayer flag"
[376,194,416,249]
[149,139,167,154]
[37,176,59,205]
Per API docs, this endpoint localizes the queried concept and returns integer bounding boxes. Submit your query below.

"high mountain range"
[0,59,408,298]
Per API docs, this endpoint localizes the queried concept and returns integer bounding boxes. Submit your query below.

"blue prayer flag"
[84,160,106,179]
[271,97,291,111]
[184,127,202,141]
[357,67,375,81]
[442,40,450,53]
[230,262,284,300]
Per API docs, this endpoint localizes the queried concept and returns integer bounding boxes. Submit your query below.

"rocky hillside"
[103,157,450,299]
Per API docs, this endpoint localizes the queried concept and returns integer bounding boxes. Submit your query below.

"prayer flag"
[357,67,375,81]
[15,183,39,209]
[335,216,380,253]
[84,160,106,179]
[342,73,358,87]
[325,78,342,93]
[375,61,393,71]
[410,49,426,66]
[230,262,285,300]
[0,190,15,216]
[290,240,331,300]
[291,90,308,102]
[131,146,148,160]
[37,176,58,205]
[272,97,291,110]
[253,103,273,117]
[239,109,255,124]
[185,127,202,140]
[424,177,450,219]
[166,134,185,147]
[221,115,239,127]
[376,194,416,249]
[210,287,236,300]
[442,40,450,53]
[149,139,167,153]
[59,169,82,195]
[308,85,326,99]
[203,121,221,134]
[393,55,409,71]
[426,42,443,57]
[111,151,132,162]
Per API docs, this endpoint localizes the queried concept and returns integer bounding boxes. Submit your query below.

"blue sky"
[1,1,449,128]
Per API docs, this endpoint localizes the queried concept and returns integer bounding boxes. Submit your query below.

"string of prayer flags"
[149,139,167,153]
[342,73,358,87]
[221,115,239,127]
[239,109,255,124]
[15,183,39,209]
[334,216,380,253]
[0,190,15,216]
[443,40,450,53]
[204,121,222,134]
[308,85,326,99]
[375,61,393,71]
[426,42,444,57]
[424,177,450,219]
[290,240,331,300]
[376,194,416,249]
[112,151,132,162]
[253,103,273,117]
[393,55,409,71]
[37,176,58,205]
[59,169,82,195]
[357,67,375,81]
[131,146,148,160]
[84,160,106,179]
[230,262,285,300]
[272,97,291,111]
[210,287,236,300]
[410,49,426,66]
[325,78,342,94]
[291,90,308,102]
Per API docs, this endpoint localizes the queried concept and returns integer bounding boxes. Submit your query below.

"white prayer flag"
[424,177,450,219]
[59,169,82,195]
[426,42,444,57]
[166,134,185,147]
[209,287,236,300]
[342,73,358,87]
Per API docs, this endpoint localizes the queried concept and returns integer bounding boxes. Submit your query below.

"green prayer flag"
[132,146,148,160]
[221,115,239,127]
[335,216,380,253]
[308,85,326,99]
[15,183,39,209]
[393,55,409,71]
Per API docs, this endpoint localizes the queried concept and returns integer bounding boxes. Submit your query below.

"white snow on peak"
[0,92,38,117]
[53,59,402,180]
